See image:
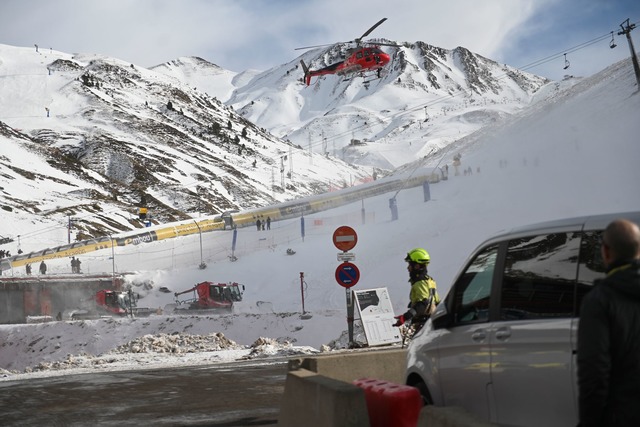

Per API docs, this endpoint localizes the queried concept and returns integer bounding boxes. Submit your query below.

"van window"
[451,245,498,325]
[500,233,580,320]
[576,230,606,314]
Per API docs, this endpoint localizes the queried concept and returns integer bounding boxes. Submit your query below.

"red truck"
[71,289,153,320]
[170,281,244,313]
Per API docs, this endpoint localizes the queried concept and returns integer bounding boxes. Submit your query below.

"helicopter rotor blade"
[356,18,387,43]
[295,18,388,50]
[294,42,337,51]
[374,42,401,47]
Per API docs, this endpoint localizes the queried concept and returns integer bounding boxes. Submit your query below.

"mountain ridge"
[0,40,556,248]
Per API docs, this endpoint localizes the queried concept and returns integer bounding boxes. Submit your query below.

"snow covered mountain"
[161,41,550,169]
[1,39,551,248]
[0,45,371,245]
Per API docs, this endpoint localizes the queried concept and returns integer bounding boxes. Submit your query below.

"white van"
[405,211,640,427]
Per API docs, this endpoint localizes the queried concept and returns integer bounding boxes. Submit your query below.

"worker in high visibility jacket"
[393,248,440,332]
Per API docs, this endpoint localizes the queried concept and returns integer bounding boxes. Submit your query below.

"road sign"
[337,252,355,262]
[335,262,360,288]
[333,226,358,252]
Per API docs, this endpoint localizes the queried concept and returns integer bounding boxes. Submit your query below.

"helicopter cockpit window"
[356,52,363,59]
[364,50,371,56]
[105,293,119,308]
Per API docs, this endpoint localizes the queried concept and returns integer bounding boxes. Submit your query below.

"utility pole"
[271,166,275,197]
[618,19,640,88]
[322,132,327,156]
[289,146,293,182]
[193,220,206,270]
[109,234,116,288]
[67,215,77,244]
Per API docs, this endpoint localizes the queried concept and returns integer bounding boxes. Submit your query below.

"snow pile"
[241,337,319,360]
[0,330,322,380]
[111,332,239,354]
[0,311,351,379]
[321,323,368,351]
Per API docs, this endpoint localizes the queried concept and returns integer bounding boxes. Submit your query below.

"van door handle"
[471,329,487,341]
[495,327,511,340]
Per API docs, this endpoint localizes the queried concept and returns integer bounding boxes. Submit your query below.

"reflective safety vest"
[409,276,439,307]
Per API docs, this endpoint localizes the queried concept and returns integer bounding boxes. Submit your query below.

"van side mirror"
[431,306,453,329]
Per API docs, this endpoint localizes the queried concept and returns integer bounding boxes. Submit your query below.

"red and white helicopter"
[297,18,398,86]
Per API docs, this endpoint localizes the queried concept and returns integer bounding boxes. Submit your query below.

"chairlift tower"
[618,19,640,88]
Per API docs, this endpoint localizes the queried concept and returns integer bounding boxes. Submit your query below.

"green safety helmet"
[405,248,430,264]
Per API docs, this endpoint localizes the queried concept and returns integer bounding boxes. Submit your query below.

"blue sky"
[0,0,638,81]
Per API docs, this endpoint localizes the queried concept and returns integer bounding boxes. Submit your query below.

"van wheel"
[411,379,433,405]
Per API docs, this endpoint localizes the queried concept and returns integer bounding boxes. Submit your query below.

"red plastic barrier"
[353,378,422,427]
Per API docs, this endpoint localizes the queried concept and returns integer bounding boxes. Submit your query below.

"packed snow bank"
[0,310,356,378]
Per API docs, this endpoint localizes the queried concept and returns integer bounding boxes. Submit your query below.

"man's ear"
[601,243,613,267]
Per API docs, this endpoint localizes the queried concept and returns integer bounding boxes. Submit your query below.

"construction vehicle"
[71,289,154,320]
[169,281,244,313]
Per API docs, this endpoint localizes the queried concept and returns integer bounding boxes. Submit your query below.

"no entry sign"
[333,226,358,252]
[335,262,360,288]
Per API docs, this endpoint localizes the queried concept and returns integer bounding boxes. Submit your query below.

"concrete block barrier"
[277,369,370,427]
[288,348,407,384]
[283,351,499,427]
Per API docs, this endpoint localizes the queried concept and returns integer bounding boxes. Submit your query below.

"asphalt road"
[0,360,289,426]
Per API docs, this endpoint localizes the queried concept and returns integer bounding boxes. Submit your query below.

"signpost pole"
[231,228,238,261]
[332,225,359,348]
[347,287,354,347]
[299,272,306,314]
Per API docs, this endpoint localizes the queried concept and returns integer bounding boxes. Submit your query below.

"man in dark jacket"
[578,219,640,427]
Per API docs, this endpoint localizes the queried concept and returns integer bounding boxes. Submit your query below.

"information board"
[353,287,401,346]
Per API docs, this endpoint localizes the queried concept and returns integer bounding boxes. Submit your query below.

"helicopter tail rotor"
[300,60,311,86]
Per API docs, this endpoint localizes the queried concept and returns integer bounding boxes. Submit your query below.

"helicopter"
[296,18,398,86]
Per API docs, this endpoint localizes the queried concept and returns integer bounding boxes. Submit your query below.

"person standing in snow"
[392,248,440,334]
[39,260,47,275]
[256,219,261,231]
[578,219,640,427]
[266,216,271,230]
